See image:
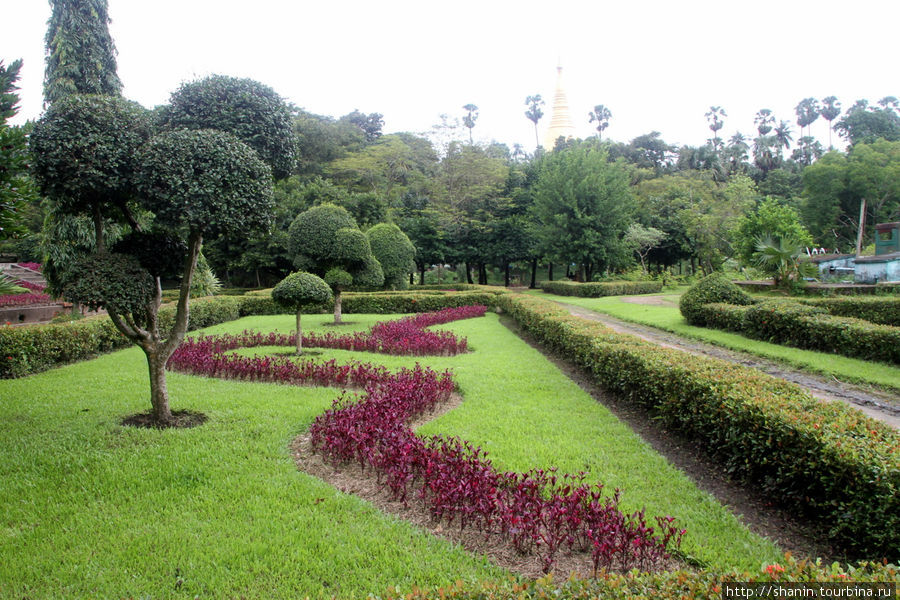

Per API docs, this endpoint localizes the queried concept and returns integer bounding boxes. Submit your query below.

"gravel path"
[555,301,900,430]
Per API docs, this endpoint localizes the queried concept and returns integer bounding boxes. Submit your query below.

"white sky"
[3,0,898,152]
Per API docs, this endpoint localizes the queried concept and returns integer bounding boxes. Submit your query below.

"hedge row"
[540,280,664,297]
[496,293,899,560]
[802,295,900,327]
[378,556,897,599]
[0,296,245,378]
[0,291,507,378]
[693,299,900,364]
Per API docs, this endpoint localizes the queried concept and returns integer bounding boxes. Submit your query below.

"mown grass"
[533,290,900,394]
[1,312,781,598]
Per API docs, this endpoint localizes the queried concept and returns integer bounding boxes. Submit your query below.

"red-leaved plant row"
[16,262,42,272]
[167,306,683,574]
[0,293,53,307]
[17,281,47,292]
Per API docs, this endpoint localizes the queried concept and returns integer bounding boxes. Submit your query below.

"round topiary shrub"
[272,271,332,354]
[62,252,156,314]
[679,272,755,325]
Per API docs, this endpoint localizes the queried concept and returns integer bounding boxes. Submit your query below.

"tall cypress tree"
[43,0,122,106]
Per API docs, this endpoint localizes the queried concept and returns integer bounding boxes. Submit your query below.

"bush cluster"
[678,273,755,326]
[497,293,899,560]
[691,299,900,365]
[802,296,900,327]
[540,280,664,297]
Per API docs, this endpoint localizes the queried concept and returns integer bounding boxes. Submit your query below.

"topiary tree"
[160,74,296,179]
[29,94,151,250]
[679,272,755,326]
[287,203,383,324]
[271,272,332,354]
[31,79,289,427]
[366,222,416,289]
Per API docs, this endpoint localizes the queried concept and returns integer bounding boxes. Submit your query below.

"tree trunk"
[419,264,425,285]
[504,262,510,287]
[529,258,537,289]
[465,262,474,284]
[295,309,303,355]
[856,197,867,257]
[334,290,343,324]
[92,202,105,253]
[479,263,487,285]
[256,269,261,288]
[409,272,414,286]
[146,345,174,425]
[548,262,554,281]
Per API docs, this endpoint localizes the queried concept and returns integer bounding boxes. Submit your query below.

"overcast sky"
[4,0,897,152]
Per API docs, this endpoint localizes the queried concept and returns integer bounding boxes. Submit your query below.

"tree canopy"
[532,144,634,280]
[366,222,416,289]
[161,74,296,179]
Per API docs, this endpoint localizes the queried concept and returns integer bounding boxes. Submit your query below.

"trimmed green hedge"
[679,273,755,326]
[497,293,899,560]
[692,299,900,365]
[379,556,897,599]
[803,296,900,327]
[540,280,664,297]
[0,296,245,378]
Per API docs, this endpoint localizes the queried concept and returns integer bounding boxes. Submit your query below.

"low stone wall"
[0,304,67,325]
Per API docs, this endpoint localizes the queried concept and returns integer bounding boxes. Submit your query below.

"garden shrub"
[374,555,897,599]
[497,293,900,560]
[541,280,663,297]
[679,273,755,325]
[688,302,752,332]
[689,299,900,364]
[803,296,900,326]
[1,295,243,378]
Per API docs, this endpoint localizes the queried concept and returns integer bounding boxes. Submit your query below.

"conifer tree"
[43,0,123,106]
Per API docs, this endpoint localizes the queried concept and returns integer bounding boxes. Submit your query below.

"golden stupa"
[542,62,576,149]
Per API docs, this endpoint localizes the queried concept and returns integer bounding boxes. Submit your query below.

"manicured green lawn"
[1,312,780,598]
[533,290,900,393]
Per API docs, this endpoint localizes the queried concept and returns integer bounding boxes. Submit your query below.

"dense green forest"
[3,53,899,288]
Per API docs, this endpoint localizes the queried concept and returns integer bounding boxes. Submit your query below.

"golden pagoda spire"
[543,61,576,149]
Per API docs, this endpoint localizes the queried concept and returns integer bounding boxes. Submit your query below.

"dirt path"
[555,301,900,430]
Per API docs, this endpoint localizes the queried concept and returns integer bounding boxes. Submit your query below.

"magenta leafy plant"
[168,306,683,574]
[0,293,53,307]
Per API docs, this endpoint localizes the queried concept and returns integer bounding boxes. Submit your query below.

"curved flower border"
[167,305,683,574]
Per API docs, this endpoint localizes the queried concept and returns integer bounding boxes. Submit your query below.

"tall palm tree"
[754,109,775,136]
[588,104,612,143]
[794,97,820,139]
[752,135,776,174]
[726,132,749,175]
[774,120,793,156]
[524,95,544,150]
[705,106,727,151]
[820,96,841,149]
[462,103,478,145]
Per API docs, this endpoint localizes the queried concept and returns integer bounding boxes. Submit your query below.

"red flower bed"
[0,293,53,307]
[168,306,683,574]
[18,281,47,292]
[16,262,42,272]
